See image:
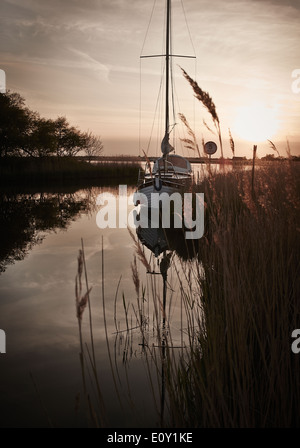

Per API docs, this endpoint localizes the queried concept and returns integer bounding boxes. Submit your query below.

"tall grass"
[75,244,107,427]
[71,65,299,426]
[162,161,300,427]
[74,159,300,428]
[181,67,223,158]
[74,160,299,427]
[173,73,299,426]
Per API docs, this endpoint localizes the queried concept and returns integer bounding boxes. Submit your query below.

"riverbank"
[0,157,140,188]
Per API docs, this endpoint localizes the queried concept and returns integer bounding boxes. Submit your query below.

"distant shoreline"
[77,155,300,164]
[0,157,140,188]
[1,155,299,190]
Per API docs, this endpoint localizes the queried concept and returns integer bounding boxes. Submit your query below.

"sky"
[1,0,300,159]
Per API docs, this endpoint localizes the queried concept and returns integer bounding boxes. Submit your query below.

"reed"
[111,156,298,428]
[162,161,300,427]
[70,88,299,428]
[75,243,107,427]
[181,67,223,158]
[74,158,299,427]
[228,128,235,157]
[178,113,201,158]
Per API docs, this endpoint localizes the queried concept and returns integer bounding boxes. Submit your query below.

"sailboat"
[135,0,193,206]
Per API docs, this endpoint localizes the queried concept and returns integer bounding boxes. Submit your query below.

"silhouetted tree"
[0,91,103,158]
[28,116,57,157]
[0,91,32,157]
[261,154,275,161]
[81,131,104,162]
[53,116,83,157]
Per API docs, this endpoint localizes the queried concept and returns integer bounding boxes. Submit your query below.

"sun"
[233,102,279,143]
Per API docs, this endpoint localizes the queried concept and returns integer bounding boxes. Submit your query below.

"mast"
[163,0,171,161]
[140,0,195,158]
[165,0,170,142]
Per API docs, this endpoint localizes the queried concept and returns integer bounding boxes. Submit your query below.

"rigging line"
[174,77,196,159]
[169,1,173,119]
[174,87,186,156]
[180,0,197,136]
[174,64,198,157]
[193,57,197,146]
[139,58,141,156]
[143,0,166,157]
[140,0,157,57]
[180,0,197,57]
[158,3,167,158]
[139,0,158,156]
[169,3,177,151]
[145,65,165,156]
[139,0,157,156]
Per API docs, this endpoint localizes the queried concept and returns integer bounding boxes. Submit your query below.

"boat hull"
[134,178,190,208]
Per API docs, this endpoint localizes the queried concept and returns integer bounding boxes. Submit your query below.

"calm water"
[0,184,196,428]
[0,163,248,428]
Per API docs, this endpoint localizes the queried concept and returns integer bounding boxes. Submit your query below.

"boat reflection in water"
[134,201,203,425]
[135,206,202,263]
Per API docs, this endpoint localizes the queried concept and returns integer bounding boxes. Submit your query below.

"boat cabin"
[152,154,192,175]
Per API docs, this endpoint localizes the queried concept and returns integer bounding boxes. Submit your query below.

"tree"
[29,116,84,157]
[27,116,57,157]
[81,131,104,162]
[0,91,32,157]
[0,90,103,159]
[261,154,275,161]
[53,116,83,157]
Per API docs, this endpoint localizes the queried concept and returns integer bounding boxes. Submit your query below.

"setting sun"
[233,102,279,143]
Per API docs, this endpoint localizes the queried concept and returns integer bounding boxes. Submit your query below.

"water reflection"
[0,184,202,428]
[125,195,205,425]
[137,224,202,262]
[0,190,97,273]
[0,185,162,428]
[0,162,238,274]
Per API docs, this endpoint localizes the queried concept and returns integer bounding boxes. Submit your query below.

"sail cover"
[161,133,174,155]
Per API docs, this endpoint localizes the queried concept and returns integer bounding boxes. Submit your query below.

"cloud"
[67,47,110,81]
[1,0,299,154]
[257,0,300,9]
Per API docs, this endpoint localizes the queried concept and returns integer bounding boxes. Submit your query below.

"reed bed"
[74,160,299,428]
[73,64,300,427]
[168,71,300,426]
[162,161,300,427]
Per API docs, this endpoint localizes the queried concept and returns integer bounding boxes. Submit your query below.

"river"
[0,162,250,428]
[0,183,196,428]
